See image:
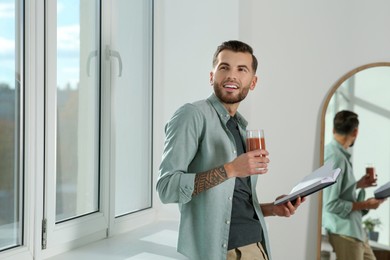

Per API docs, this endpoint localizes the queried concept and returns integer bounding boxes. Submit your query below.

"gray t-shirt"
[226,117,263,250]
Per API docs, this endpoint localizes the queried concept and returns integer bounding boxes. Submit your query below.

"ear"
[249,75,258,90]
[352,127,359,137]
[209,71,214,85]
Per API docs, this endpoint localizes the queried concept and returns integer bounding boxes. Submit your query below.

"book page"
[273,162,341,205]
[290,161,337,194]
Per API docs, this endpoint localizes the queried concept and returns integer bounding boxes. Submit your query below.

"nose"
[226,70,238,81]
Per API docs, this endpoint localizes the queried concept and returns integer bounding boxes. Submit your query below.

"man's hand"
[365,198,386,209]
[193,149,269,197]
[224,149,270,178]
[352,197,387,211]
[356,173,377,189]
[261,196,305,217]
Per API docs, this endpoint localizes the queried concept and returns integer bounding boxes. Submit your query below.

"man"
[322,110,386,260]
[157,40,303,260]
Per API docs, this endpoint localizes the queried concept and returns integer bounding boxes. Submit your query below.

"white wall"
[153,1,390,259]
[153,0,240,218]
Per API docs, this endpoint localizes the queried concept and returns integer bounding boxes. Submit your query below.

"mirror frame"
[316,61,390,260]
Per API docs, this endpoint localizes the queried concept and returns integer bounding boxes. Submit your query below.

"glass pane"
[0,0,23,250]
[355,67,390,111]
[56,0,100,222]
[113,0,153,216]
[353,107,390,246]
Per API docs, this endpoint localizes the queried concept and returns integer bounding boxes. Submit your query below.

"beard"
[213,81,250,104]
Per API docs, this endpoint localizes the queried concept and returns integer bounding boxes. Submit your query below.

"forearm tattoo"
[192,166,228,196]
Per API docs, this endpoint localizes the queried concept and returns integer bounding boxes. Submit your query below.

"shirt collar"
[206,93,248,128]
[331,138,351,160]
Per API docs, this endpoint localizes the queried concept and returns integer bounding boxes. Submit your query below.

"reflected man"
[322,110,386,260]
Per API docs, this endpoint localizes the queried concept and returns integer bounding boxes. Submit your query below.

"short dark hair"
[333,110,359,135]
[212,40,258,72]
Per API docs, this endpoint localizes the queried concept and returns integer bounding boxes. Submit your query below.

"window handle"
[105,45,123,77]
[86,50,98,76]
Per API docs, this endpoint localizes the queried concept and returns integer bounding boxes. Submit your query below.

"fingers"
[229,152,268,177]
[293,196,302,208]
[278,202,294,217]
[248,149,269,158]
[248,151,270,174]
[275,196,305,217]
[286,200,298,215]
[367,198,386,209]
[252,164,269,174]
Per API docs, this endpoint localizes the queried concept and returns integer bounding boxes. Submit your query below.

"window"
[55,0,100,223]
[110,0,153,218]
[0,0,23,252]
[0,0,154,257]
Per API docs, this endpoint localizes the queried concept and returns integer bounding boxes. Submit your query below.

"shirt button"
[233,150,236,154]
[228,197,232,200]
[226,220,230,224]
[222,243,227,248]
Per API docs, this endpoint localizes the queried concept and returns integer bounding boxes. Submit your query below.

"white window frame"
[41,0,109,258]
[101,0,156,237]
[1,1,155,259]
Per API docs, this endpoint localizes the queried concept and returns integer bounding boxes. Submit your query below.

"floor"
[47,220,187,260]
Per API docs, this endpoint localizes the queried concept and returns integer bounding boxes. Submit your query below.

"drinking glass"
[246,129,266,156]
[365,163,377,183]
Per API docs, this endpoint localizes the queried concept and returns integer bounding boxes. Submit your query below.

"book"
[274,161,341,205]
[374,181,390,199]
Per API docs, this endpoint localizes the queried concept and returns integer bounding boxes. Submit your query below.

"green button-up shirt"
[157,93,271,260]
[322,139,366,241]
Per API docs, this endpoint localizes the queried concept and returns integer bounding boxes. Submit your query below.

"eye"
[219,65,228,70]
[238,67,249,73]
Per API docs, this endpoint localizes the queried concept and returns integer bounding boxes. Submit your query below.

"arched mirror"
[318,62,390,260]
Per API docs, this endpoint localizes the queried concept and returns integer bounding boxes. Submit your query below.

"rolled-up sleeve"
[323,179,353,218]
[156,104,203,204]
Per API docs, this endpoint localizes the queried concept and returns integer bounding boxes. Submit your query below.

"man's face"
[210,50,257,104]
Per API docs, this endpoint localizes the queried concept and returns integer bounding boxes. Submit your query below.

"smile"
[224,84,238,89]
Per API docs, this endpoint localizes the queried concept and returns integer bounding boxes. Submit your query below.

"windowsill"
[46,220,187,260]
[369,240,390,251]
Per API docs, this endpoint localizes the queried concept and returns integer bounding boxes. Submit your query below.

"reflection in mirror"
[319,63,390,259]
